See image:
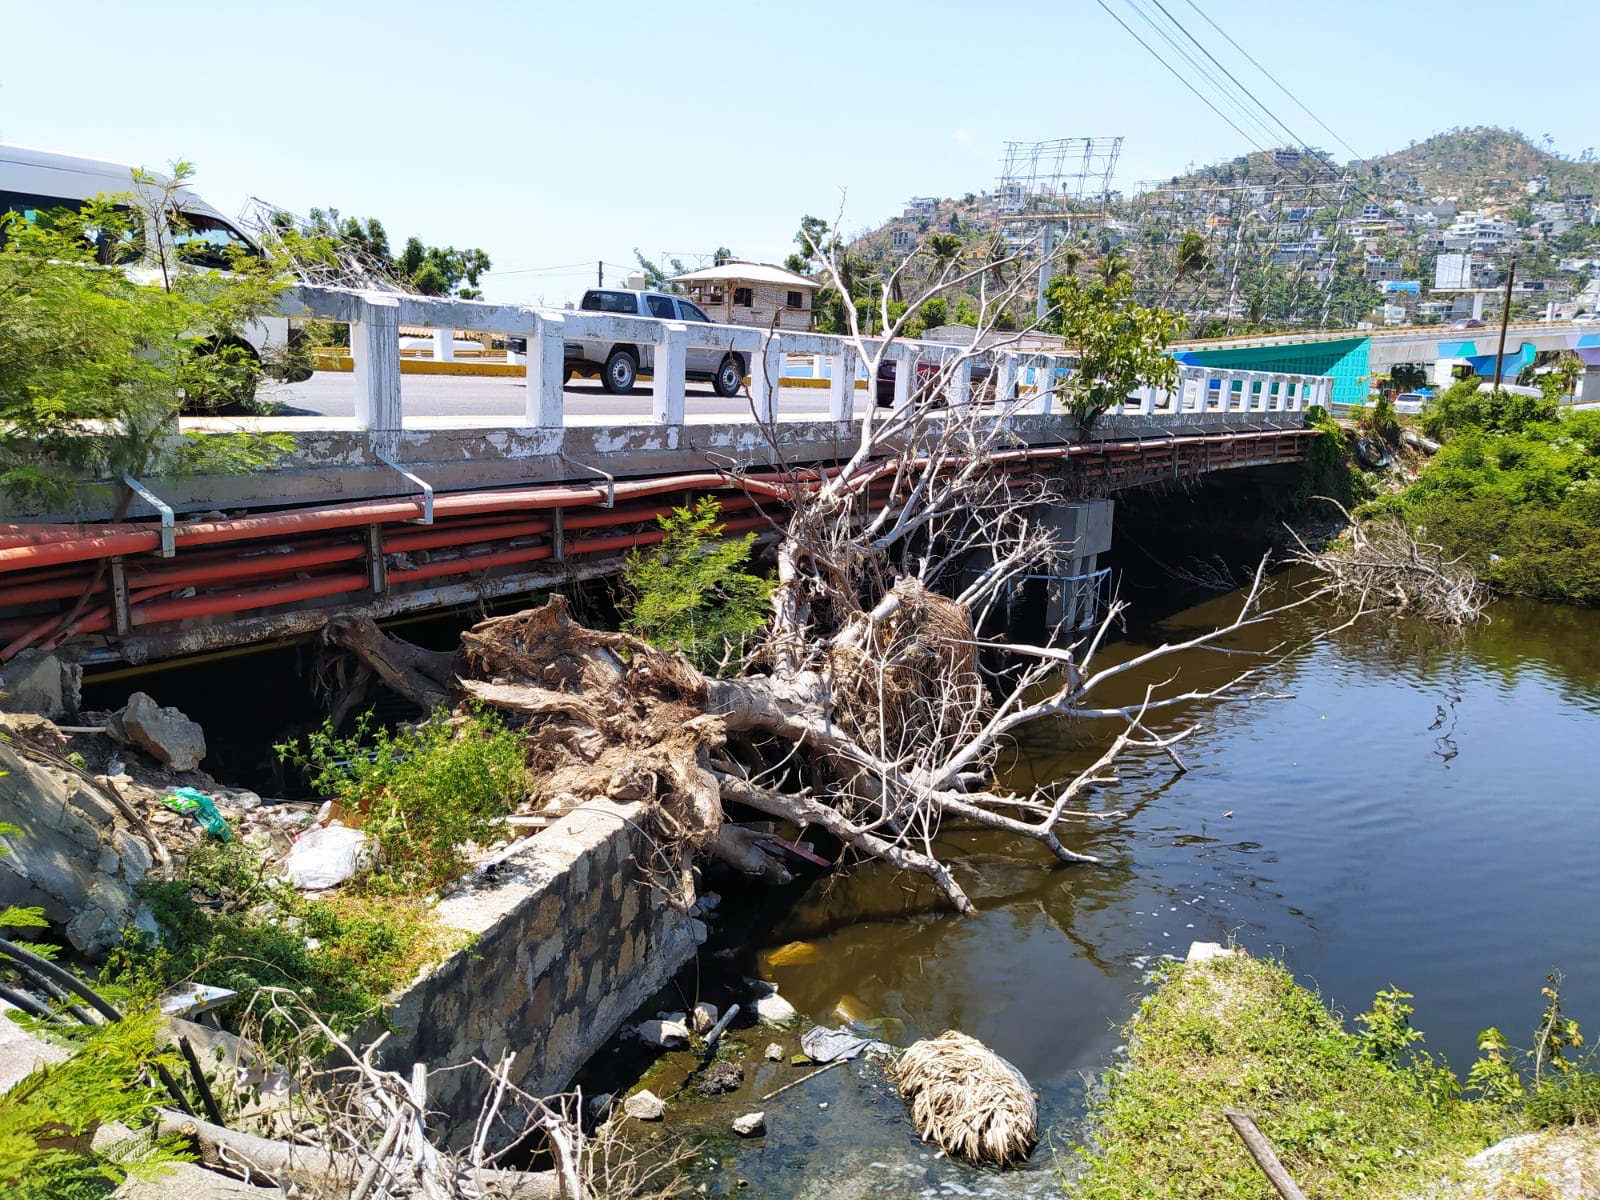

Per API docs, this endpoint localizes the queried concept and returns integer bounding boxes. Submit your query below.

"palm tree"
[1164,231,1212,309]
[1097,253,1130,288]
[1060,248,1083,278]
[926,233,963,277]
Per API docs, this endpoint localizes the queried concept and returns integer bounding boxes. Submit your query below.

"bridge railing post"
[526,311,566,428]
[892,343,917,412]
[748,337,783,422]
[826,343,858,421]
[431,328,454,362]
[1039,355,1057,415]
[949,354,972,410]
[995,352,1019,408]
[350,293,403,452]
[652,322,688,424]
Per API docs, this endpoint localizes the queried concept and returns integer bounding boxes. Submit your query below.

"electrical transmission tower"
[996,137,1124,318]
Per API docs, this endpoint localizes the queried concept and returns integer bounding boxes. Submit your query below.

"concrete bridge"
[0,286,1326,668]
[1172,319,1600,406]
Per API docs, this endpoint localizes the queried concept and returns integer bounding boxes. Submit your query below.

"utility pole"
[1036,222,1056,322]
[597,260,604,288]
[1492,257,1517,392]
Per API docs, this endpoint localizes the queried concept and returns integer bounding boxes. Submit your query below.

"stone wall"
[376,798,702,1144]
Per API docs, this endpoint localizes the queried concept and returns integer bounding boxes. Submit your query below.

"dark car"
[875,356,998,406]
[1449,318,1486,329]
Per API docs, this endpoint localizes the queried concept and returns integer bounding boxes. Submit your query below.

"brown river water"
[607,571,1600,1198]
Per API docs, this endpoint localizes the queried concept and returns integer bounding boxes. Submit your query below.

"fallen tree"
[336,230,1322,912]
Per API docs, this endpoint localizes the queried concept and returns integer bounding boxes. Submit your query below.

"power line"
[1142,0,1318,158]
[1182,0,1368,166]
[1091,0,1270,155]
[1120,0,1284,150]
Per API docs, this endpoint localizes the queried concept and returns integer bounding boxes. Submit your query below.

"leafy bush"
[124,837,458,1047]
[1421,376,1560,442]
[277,707,528,893]
[622,496,771,674]
[0,1008,190,1199]
[1397,410,1600,603]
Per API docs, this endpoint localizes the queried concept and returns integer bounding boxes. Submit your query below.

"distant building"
[891,227,915,253]
[904,196,941,221]
[671,262,820,331]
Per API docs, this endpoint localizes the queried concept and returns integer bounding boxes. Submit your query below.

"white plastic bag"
[282,823,372,890]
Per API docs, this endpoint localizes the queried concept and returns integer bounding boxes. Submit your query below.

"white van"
[0,142,300,379]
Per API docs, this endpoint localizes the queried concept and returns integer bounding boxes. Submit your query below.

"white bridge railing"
[281,285,1331,441]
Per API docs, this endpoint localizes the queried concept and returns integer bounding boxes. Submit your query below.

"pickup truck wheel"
[713,355,744,398]
[602,349,637,394]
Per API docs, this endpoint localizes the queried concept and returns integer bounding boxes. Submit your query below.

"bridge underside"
[0,413,1312,666]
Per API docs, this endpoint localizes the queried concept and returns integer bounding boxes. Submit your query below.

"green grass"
[1070,954,1503,1199]
[116,837,464,1052]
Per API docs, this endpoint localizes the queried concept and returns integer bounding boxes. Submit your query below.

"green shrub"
[277,707,529,893]
[621,496,771,674]
[1421,376,1560,442]
[1396,410,1600,603]
[123,837,458,1048]
[0,1009,190,1199]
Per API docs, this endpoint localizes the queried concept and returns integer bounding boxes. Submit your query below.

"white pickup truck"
[564,288,747,396]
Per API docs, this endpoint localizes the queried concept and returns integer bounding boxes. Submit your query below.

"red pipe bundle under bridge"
[0,426,1314,667]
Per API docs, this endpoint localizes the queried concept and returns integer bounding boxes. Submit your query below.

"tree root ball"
[891,1031,1037,1166]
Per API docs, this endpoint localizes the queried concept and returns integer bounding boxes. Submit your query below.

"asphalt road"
[264,372,862,421]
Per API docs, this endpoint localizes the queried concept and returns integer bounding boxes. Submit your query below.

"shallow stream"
[644,572,1600,1197]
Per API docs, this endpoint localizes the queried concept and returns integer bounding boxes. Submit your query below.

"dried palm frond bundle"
[891,1030,1037,1166]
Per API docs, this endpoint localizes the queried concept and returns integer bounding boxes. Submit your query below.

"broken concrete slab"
[0,651,81,721]
[115,692,207,772]
[0,743,158,956]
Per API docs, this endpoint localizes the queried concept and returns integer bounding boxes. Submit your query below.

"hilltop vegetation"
[817,126,1600,339]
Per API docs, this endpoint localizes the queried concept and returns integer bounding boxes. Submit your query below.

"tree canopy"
[0,167,294,509]
[301,207,491,298]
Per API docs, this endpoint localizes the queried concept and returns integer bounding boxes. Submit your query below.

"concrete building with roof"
[671,262,820,331]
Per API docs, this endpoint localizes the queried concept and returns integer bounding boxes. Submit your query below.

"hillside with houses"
[829,127,1600,337]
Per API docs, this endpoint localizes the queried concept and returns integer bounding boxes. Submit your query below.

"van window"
[0,190,144,264]
[171,211,257,269]
[581,290,639,314]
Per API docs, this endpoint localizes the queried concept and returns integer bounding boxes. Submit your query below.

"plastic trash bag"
[800,1025,892,1063]
[161,786,230,841]
[282,824,372,890]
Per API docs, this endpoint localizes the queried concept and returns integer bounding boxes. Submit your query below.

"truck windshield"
[581,291,639,314]
[171,211,258,270]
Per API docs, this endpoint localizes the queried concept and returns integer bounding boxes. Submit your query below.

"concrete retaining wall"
[373,798,701,1145]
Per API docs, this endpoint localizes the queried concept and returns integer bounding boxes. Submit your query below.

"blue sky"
[6,0,1597,304]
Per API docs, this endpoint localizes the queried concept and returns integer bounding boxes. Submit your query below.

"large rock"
[0,651,80,721]
[636,1018,690,1049]
[754,993,798,1024]
[116,691,207,772]
[622,1089,665,1121]
[0,744,156,956]
[732,1111,766,1138]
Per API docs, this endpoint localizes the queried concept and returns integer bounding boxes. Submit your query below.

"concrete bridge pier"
[1040,499,1115,632]
[1579,364,1600,404]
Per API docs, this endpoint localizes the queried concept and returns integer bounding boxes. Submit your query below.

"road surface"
[263,372,868,421]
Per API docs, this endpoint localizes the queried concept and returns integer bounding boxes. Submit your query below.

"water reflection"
[687,573,1600,1196]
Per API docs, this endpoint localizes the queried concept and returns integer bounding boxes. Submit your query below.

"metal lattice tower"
[997,137,1123,318]
[997,137,1123,218]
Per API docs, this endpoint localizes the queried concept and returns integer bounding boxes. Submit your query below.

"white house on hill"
[671,262,819,331]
